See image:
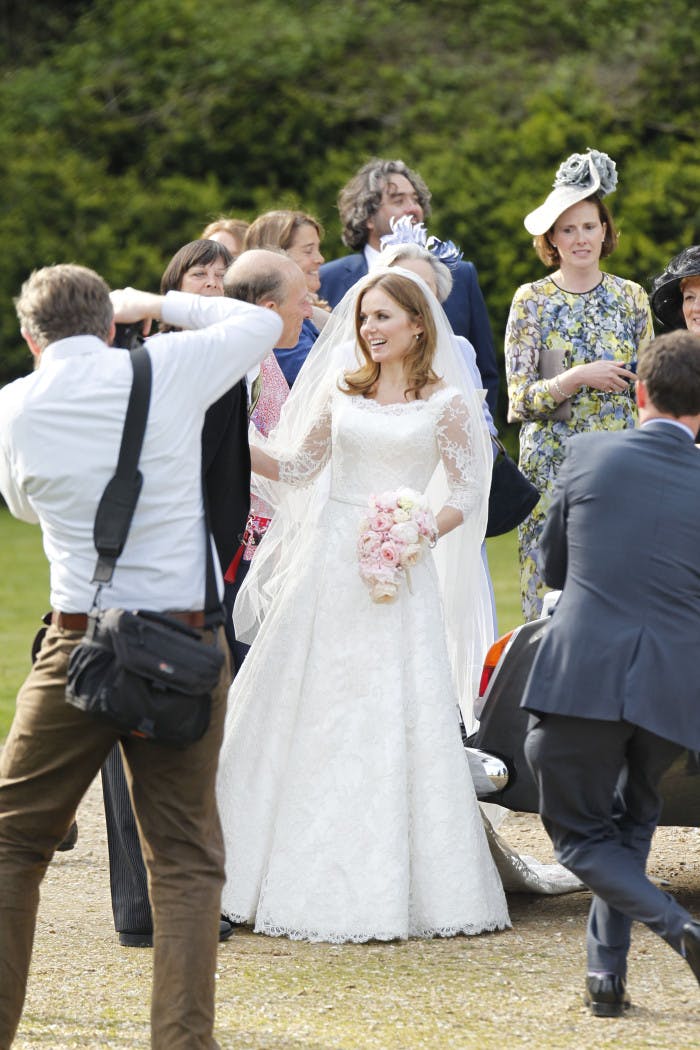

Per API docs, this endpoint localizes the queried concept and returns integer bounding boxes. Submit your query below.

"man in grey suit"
[522,329,700,1017]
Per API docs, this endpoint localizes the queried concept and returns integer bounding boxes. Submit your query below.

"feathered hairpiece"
[380,216,463,268]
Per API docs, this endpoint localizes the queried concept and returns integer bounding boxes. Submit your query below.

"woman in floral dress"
[506,150,653,620]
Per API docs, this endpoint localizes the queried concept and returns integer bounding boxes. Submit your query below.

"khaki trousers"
[0,622,229,1050]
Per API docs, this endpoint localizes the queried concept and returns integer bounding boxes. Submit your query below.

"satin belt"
[328,493,368,508]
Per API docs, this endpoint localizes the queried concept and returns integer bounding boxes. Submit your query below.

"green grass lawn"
[486,531,522,636]
[0,509,50,737]
[0,509,522,739]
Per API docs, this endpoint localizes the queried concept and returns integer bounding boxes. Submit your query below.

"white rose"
[390,521,419,545]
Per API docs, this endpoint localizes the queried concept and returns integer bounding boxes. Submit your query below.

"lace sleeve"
[277,399,332,487]
[435,392,485,519]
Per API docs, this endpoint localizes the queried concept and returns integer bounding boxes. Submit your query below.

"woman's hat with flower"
[650,245,700,330]
[524,148,618,236]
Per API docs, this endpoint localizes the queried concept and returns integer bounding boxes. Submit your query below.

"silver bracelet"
[550,375,569,401]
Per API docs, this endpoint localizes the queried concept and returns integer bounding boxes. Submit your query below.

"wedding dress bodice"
[279,385,482,514]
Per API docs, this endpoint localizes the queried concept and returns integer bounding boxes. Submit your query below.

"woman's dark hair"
[158,239,232,333]
[160,239,232,294]
[534,195,618,268]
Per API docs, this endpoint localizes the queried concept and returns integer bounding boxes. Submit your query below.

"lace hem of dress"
[222,913,510,944]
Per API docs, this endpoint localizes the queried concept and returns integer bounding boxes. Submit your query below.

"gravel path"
[11,776,700,1049]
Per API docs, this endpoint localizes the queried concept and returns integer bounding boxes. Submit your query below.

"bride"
[216,268,510,943]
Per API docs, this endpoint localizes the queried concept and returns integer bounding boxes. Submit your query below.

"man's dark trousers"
[525,713,688,977]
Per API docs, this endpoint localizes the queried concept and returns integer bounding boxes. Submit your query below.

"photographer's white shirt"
[0,292,282,612]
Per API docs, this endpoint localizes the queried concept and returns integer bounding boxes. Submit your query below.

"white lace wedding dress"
[216,384,510,943]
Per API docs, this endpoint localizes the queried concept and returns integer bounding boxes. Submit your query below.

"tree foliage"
[0,0,698,435]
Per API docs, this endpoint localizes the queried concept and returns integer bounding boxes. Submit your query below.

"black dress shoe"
[56,821,78,852]
[218,917,234,943]
[584,974,631,1017]
[119,929,154,948]
[119,918,234,948]
[682,921,700,986]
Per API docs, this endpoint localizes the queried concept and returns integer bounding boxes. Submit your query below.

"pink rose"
[415,510,438,544]
[374,493,396,513]
[371,511,394,533]
[358,530,382,557]
[380,542,400,566]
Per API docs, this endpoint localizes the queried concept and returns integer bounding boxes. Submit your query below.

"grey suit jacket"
[521,421,700,751]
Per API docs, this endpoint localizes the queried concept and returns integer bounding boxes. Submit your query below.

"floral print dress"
[505,272,653,620]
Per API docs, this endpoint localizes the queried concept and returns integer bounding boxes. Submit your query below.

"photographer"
[101,237,251,949]
[0,264,282,1049]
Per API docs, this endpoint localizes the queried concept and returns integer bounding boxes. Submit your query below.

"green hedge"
[0,0,698,447]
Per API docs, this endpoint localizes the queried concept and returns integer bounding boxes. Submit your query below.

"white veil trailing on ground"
[234,266,494,726]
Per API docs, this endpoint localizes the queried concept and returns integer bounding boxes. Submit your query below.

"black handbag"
[65,347,225,747]
[485,437,540,538]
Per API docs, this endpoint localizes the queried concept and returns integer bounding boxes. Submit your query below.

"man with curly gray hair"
[319,157,499,413]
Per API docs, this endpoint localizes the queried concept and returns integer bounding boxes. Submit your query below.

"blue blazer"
[274,318,320,388]
[319,253,500,415]
[521,422,700,752]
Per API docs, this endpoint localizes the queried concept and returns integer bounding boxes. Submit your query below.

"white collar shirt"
[363,243,381,269]
[640,417,696,441]
[0,292,282,612]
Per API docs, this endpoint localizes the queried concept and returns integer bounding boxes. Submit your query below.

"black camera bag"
[66,608,222,746]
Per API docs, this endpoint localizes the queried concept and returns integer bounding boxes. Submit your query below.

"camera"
[113,322,145,352]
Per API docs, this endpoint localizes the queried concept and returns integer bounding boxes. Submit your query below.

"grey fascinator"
[554,149,618,197]
[525,148,618,235]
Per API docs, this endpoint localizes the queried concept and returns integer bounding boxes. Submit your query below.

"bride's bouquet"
[357,488,438,603]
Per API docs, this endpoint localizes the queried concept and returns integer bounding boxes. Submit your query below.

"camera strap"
[90,346,221,622]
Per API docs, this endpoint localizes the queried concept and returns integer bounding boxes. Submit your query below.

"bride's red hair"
[341,273,441,400]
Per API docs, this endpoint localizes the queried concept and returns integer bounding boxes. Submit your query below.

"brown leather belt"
[51,609,206,631]
[51,611,89,631]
